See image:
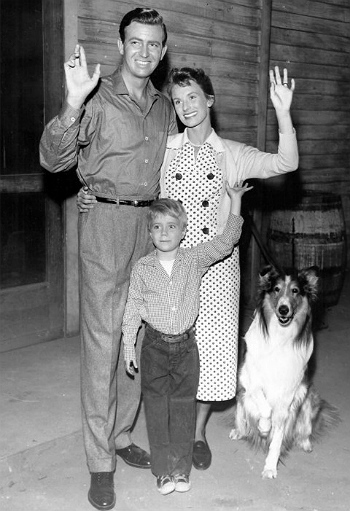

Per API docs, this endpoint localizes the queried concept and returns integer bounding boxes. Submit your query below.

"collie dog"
[229,265,339,479]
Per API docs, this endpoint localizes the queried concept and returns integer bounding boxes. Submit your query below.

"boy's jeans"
[141,324,200,477]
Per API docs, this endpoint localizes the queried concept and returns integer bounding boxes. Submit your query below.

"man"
[40,8,177,510]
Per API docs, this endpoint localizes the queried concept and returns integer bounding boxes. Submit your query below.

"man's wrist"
[66,95,85,110]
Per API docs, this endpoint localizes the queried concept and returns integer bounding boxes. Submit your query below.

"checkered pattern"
[122,213,243,347]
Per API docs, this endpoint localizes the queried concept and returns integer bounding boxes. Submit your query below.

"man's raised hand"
[64,45,101,110]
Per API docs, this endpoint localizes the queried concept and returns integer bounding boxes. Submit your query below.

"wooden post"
[42,0,65,335]
[249,0,273,304]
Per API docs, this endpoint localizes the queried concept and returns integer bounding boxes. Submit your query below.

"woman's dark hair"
[119,7,167,46]
[167,67,215,99]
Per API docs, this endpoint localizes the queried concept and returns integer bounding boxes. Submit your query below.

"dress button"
[145,136,149,141]
[207,172,214,180]
[202,200,209,207]
[175,173,182,180]
[70,117,76,122]
[145,159,149,164]
[202,227,209,235]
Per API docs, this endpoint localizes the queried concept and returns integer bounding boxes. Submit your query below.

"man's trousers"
[79,203,153,473]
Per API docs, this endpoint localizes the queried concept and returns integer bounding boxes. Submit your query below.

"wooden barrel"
[267,191,347,306]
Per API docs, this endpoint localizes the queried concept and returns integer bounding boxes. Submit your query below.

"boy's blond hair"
[147,198,188,230]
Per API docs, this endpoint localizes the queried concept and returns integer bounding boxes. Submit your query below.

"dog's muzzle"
[277,305,293,326]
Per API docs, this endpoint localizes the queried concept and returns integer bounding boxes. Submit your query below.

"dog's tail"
[309,387,340,441]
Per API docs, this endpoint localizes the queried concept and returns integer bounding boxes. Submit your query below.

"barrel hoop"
[285,203,343,212]
[268,231,345,242]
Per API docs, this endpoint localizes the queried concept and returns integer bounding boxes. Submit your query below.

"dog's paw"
[258,417,271,436]
[229,428,242,440]
[262,467,277,479]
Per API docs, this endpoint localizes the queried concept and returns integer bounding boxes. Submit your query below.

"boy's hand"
[226,181,253,216]
[226,181,253,198]
[124,345,138,376]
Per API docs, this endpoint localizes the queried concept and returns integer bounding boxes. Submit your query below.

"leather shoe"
[192,439,212,470]
[116,443,151,469]
[88,472,115,510]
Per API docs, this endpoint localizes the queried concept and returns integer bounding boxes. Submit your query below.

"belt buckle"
[133,200,139,207]
[161,333,174,342]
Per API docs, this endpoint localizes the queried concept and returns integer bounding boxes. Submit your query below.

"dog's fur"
[229,265,339,479]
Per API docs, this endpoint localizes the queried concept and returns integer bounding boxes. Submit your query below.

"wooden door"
[0,0,64,351]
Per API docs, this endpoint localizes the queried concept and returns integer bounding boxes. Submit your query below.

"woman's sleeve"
[232,130,299,181]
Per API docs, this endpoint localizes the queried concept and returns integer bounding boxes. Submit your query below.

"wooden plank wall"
[267,0,350,264]
[78,0,263,146]
[76,0,350,281]
[78,0,269,303]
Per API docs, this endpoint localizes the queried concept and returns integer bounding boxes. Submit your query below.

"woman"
[77,65,298,470]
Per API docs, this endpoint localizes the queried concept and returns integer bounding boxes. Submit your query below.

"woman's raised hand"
[269,66,295,113]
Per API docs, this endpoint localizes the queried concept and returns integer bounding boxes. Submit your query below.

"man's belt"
[95,197,154,207]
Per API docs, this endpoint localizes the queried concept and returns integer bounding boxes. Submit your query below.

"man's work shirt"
[39,68,177,200]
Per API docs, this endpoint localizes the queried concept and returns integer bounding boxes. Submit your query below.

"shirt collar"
[141,247,186,266]
[167,128,226,153]
[109,68,160,99]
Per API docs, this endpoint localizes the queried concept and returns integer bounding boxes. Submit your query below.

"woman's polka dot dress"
[165,141,240,401]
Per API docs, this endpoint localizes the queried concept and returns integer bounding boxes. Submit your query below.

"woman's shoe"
[192,439,212,470]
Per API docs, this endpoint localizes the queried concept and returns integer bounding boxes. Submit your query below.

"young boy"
[122,182,251,495]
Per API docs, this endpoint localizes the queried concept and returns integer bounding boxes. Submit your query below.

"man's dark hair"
[119,7,167,46]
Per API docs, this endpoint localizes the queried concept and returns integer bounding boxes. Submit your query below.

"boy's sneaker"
[156,475,175,495]
[174,473,191,492]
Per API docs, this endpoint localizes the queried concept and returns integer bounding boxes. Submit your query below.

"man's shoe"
[192,439,212,470]
[88,472,115,510]
[173,473,191,492]
[116,443,151,469]
[156,475,175,495]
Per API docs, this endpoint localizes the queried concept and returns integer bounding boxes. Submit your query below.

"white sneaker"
[156,475,175,495]
[174,474,191,492]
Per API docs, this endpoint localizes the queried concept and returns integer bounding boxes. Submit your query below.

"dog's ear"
[259,265,278,290]
[299,266,319,301]
[260,265,274,277]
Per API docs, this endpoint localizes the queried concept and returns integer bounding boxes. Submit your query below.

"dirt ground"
[1,273,349,511]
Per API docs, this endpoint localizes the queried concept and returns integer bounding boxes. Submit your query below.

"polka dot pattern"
[165,142,240,401]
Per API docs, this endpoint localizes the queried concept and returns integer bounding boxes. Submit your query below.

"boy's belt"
[95,197,154,207]
[146,324,194,343]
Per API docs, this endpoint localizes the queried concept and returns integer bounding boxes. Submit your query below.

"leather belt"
[95,197,154,207]
[160,331,192,343]
[146,324,194,343]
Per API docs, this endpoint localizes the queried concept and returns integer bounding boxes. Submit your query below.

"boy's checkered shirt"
[122,213,243,347]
